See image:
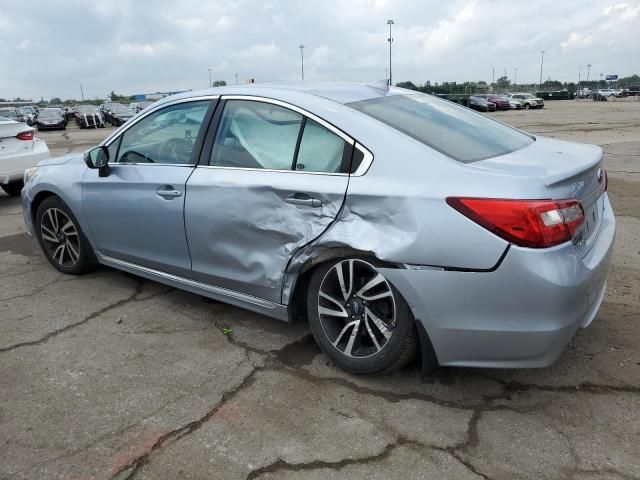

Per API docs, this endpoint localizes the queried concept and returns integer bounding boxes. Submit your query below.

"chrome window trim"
[220,95,354,145]
[101,95,220,164]
[352,142,374,177]
[197,165,348,177]
[99,93,376,176]
[209,95,374,176]
[107,163,196,168]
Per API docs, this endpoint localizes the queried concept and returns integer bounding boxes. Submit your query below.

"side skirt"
[97,253,289,322]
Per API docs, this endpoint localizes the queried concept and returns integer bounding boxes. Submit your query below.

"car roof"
[155,81,408,108]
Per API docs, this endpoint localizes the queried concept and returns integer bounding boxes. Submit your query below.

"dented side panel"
[185,167,348,303]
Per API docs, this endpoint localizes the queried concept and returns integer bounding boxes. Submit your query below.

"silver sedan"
[21,82,615,374]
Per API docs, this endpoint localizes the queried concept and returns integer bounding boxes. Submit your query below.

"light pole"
[586,64,591,85]
[208,68,212,88]
[235,73,238,85]
[514,68,517,88]
[387,19,394,86]
[299,44,305,81]
[539,50,545,88]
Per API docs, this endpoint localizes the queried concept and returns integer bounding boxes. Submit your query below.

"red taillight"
[446,197,585,248]
[16,131,34,141]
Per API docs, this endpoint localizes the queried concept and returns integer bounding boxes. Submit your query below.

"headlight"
[24,167,39,184]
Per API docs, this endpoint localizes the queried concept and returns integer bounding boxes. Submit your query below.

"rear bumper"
[382,193,615,368]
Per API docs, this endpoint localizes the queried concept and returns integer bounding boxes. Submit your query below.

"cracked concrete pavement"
[1,100,639,479]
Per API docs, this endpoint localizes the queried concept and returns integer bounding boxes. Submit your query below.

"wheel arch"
[285,248,439,373]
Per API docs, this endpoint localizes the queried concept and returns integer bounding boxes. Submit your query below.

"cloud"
[0,0,639,99]
[117,41,174,58]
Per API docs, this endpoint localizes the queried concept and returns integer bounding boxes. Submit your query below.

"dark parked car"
[36,109,66,130]
[625,85,640,96]
[0,108,22,123]
[477,94,511,110]
[108,105,136,126]
[468,96,497,112]
[100,102,124,123]
[75,105,105,128]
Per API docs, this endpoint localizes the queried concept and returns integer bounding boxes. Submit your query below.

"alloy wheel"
[40,208,81,268]
[318,259,396,358]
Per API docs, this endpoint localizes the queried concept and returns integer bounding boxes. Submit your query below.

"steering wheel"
[158,138,192,164]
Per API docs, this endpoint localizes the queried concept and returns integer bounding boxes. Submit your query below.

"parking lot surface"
[1,100,639,480]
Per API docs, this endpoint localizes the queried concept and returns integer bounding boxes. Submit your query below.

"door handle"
[285,194,322,208]
[156,187,182,199]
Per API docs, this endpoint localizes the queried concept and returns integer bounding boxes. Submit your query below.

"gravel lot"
[1,100,639,480]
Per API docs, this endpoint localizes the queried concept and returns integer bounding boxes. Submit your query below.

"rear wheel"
[35,197,95,275]
[1,181,24,197]
[524,103,531,110]
[307,258,416,374]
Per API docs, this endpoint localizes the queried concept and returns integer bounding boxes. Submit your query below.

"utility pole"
[208,68,212,88]
[578,66,582,88]
[539,50,545,88]
[387,19,394,86]
[299,45,305,81]
[80,83,85,101]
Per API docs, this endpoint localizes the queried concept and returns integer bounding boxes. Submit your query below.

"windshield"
[113,106,134,114]
[347,93,533,163]
[40,110,61,119]
[0,110,19,119]
[77,105,98,113]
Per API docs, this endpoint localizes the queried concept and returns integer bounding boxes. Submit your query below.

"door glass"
[114,101,210,165]
[294,119,348,173]
[210,100,302,170]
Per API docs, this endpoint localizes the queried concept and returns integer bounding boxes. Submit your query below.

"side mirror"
[84,146,111,177]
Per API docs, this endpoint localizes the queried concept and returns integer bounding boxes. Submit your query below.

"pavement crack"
[245,437,421,480]
[0,280,145,354]
[112,362,262,480]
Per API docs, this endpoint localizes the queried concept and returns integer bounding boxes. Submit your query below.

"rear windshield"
[347,93,533,163]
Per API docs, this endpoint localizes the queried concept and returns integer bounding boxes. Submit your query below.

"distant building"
[130,91,188,101]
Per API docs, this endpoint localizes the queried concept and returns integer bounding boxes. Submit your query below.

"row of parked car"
[0,101,154,132]
[468,93,545,112]
[576,87,640,100]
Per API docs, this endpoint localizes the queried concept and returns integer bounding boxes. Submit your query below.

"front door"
[82,99,214,277]
[185,98,352,303]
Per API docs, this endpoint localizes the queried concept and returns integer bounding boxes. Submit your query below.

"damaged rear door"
[185,97,353,303]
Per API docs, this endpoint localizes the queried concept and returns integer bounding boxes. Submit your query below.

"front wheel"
[35,197,95,275]
[307,258,417,374]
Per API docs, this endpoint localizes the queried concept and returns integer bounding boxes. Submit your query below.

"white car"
[509,93,544,109]
[0,117,50,196]
[596,89,617,98]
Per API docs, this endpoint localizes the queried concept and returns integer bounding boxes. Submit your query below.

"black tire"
[35,196,95,275]
[306,257,417,374]
[524,103,531,110]
[1,181,24,197]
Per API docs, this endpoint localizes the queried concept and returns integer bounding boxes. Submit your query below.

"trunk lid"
[473,136,607,253]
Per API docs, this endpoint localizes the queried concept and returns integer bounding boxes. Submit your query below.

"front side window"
[347,94,533,163]
[114,100,210,165]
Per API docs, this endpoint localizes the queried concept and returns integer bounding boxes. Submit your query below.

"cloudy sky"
[0,0,639,100]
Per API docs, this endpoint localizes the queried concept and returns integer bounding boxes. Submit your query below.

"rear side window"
[347,94,533,163]
[295,119,348,173]
[211,100,302,170]
[211,100,350,173]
